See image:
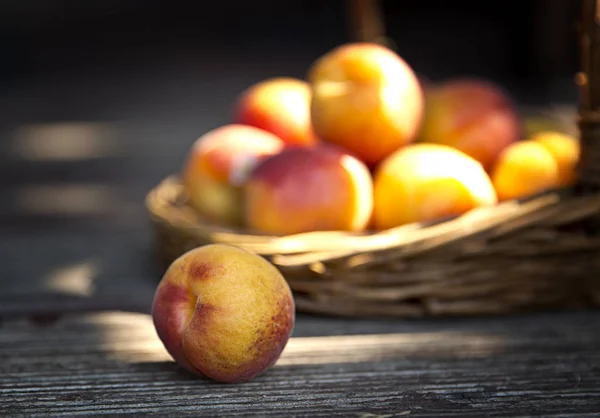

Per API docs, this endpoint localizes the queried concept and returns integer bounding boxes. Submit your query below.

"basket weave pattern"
[147,176,600,317]
[146,0,600,317]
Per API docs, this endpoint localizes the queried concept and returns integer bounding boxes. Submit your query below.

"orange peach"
[308,42,424,165]
[182,124,285,226]
[373,143,497,229]
[531,131,580,187]
[152,243,295,383]
[490,140,560,201]
[418,78,521,170]
[233,77,318,147]
[244,144,373,235]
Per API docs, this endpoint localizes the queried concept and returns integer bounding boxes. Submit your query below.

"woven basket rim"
[146,175,600,268]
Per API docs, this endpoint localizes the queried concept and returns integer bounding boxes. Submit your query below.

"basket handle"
[348,0,392,48]
[576,0,600,188]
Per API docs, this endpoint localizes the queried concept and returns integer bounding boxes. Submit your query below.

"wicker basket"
[146,0,600,318]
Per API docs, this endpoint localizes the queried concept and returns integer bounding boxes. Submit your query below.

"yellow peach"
[373,143,497,229]
[151,244,295,383]
[182,124,285,226]
[244,144,373,235]
[233,77,319,147]
[308,42,424,165]
[491,140,560,201]
[531,131,580,187]
[419,78,520,170]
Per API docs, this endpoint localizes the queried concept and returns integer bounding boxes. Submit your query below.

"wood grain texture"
[1,311,600,417]
[0,230,159,317]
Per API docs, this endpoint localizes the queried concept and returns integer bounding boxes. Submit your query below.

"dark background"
[0,0,587,309]
[0,0,580,84]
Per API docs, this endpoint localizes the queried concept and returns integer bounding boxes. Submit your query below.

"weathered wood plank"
[0,230,159,316]
[1,311,599,416]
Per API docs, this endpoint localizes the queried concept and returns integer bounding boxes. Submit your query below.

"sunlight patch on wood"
[91,312,507,366]
[11,122,120,161]
[278,331,507,366]
[44,260,98,297]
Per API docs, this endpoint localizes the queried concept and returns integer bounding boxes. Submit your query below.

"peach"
[233,77,318,147]
[531,131,580,187]
[373,143,497,229]
[152,243,295,383]
[244,144,373,235]
[490,140,560,201]
[182,124,285,226]
[308,42,424,165]
[418,78,521,170]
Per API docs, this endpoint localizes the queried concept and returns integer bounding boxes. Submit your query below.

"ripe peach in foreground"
[308,42,424,166]
[182,124,285,226]
[245,144,373,235]
[531,131,580,187]
[373,143,498,229]
[418,78,520,170]
[490,140,560,201]
[233,77,318,147]
[152,244,295,383]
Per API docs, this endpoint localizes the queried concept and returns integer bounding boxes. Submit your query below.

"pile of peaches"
[181,42,580,236]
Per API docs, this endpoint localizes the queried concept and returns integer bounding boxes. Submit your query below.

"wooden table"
[3,309,600,417]
[1,42,598,416]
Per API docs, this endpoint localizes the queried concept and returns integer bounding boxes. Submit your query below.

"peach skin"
[308,42,424,165]
[233,77,319,147]
[182,124,285,226]
[152,243,295,383]
[244,144,373,235]
[490,140,560,201]
[373,143,498,229]
[418,78,521,170]
[531,131,580,187]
